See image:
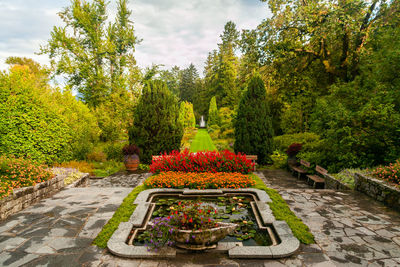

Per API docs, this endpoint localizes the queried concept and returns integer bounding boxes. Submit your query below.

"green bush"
[129,80,183,163]
[104,142,125,161]
[178,101,196,129]
[207,96,220,127]
[273,132,321,152]
[234,74,273,164]
[270,150,288,169]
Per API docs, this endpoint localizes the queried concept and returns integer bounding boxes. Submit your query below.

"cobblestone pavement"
[1,170,400,266]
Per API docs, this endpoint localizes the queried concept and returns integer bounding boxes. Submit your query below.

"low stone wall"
[324,174,351,191]
[354,173,400,211]
[0,175,64,220]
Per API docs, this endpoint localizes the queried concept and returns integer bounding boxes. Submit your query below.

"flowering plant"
[144,217,176,251]
[145,171,255,189]
[372,160,400,186]
[150,150,254,174]
[286,143,302,157]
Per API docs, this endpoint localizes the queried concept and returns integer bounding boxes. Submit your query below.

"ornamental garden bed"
[92,151,314,259]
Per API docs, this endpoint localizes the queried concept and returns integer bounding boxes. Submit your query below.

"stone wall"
[354,173,400,212]
[324,174,351,191]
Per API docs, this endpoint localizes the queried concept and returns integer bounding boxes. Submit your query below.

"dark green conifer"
[129,80,183,163]
[234,74,273,164]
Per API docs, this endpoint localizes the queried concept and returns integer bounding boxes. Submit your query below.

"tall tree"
[234,74,273,164]
[40,0,139,107]
[179,63,199,103]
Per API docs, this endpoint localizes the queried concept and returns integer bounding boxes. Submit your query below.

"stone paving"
[0,170,400,266]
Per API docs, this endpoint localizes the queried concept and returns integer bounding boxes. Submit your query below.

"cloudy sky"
[0,0,270,73]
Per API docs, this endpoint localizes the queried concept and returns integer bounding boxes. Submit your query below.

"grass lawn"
[190,129,217,152]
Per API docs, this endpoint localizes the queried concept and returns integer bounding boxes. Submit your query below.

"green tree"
[40,0,139,107]
[234,74,273,164]
[207,96,220,127]
[178,101,196,129]
[160,66,181,96]
[129,80,183,163]
[179,63,199,103]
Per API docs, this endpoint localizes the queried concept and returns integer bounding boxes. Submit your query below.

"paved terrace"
[0,170,399,266]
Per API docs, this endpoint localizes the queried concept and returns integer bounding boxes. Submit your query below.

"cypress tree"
[178,101,196,129]
[207,96,220,127]
[129,80,183,163]
[234,74,273,164]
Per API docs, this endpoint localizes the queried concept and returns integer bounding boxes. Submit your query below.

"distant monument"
[199,116,206,128]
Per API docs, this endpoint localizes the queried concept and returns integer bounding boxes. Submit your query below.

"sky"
[0,0,270,74]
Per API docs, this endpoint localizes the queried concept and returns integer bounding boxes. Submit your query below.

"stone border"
[65,173,90,189]
[0,175,64,220]
[108,188,300,259]
[354,172,400,211]
[324,174,352,191]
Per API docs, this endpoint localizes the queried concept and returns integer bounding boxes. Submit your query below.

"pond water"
[133,195,273,247]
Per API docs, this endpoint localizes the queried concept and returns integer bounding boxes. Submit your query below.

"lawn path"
[189,129,217,152]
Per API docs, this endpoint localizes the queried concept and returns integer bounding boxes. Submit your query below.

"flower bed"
[0,156,54,199]
[144,172,255,189]
[150,150,254,174]
[372,160,400,187]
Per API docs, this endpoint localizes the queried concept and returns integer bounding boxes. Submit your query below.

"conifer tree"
[234,74,273,164]
[207,96,220,127]
[178,101,196,129]
[129,80,183,163]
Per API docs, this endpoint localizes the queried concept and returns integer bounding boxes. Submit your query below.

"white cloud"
[0,0,270,74]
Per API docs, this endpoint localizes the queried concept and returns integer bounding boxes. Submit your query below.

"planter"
[124,154,140,172]
[171,222,237,250]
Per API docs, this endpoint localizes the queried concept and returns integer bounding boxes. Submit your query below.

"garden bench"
[246,155,258,171]
[290,159,310,179]
[306,165,327,189]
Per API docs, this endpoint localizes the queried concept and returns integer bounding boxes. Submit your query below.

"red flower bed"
[149,150,254,174]
[144,171,255,189]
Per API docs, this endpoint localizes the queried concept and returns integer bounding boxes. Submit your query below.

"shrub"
[270,151,288,169]
[129,80,183,163]
[207,96,220,127]
[53,161,95,174]
[0,156,54,199]
[286,143,302,157]
[145,172,255,189]
[122,144,140,155]
[372,160,400,186]
[234,74,273,164]
[150,150,254,174]
[104,142,125,161]
[273,132,321,152]
[178,101,196,129]
[87,151,107,162]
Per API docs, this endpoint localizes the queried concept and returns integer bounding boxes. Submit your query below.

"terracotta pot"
[171,222,237,250]
[124,154,139,172]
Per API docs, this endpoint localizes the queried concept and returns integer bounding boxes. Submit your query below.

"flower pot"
[124,154,139,172]
[171,222,237,250]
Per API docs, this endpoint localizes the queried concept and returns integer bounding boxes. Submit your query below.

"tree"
[178,101,196,129]
[160,66,181,96]
[179,63,199,103]
[129,80,183,163]
[40,0,139,107]
[207,96,220,127]
[234,74,273,164]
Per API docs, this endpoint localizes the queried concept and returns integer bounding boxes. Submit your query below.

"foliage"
[144,172,255,189]
[104,142,126,161]
[144,217,176,251]
[286,143,302,157]
[178,101,196,129]
[0,65,73,163]
[40,0,139,108]
[0,156,54,199]
[234,74,273,164]
[52,167,85,186]
[93,184,147,248]
[207,96,220,127]
[181,128,198,151]
[149,150,254,174]
[250,174,314,244]
[179,64,199,103]
[273,133,321,152]
[331,168,368,190]
[190,129,217,152]
[138,164,150,171]
[53,161,95,174]
[209,107,235,151]
[92,160,125,177]
[372,161,400,186]
[129,80,183,163]
[87,151,107,162]
[270,151,288,169]
[122,144,140,155]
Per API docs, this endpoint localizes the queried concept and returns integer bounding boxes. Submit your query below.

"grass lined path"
[190,129,217,152]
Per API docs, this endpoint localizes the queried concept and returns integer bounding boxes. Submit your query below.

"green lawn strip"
[250,174,314,244]
[190,129,217,152]
[92,184,148,248]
